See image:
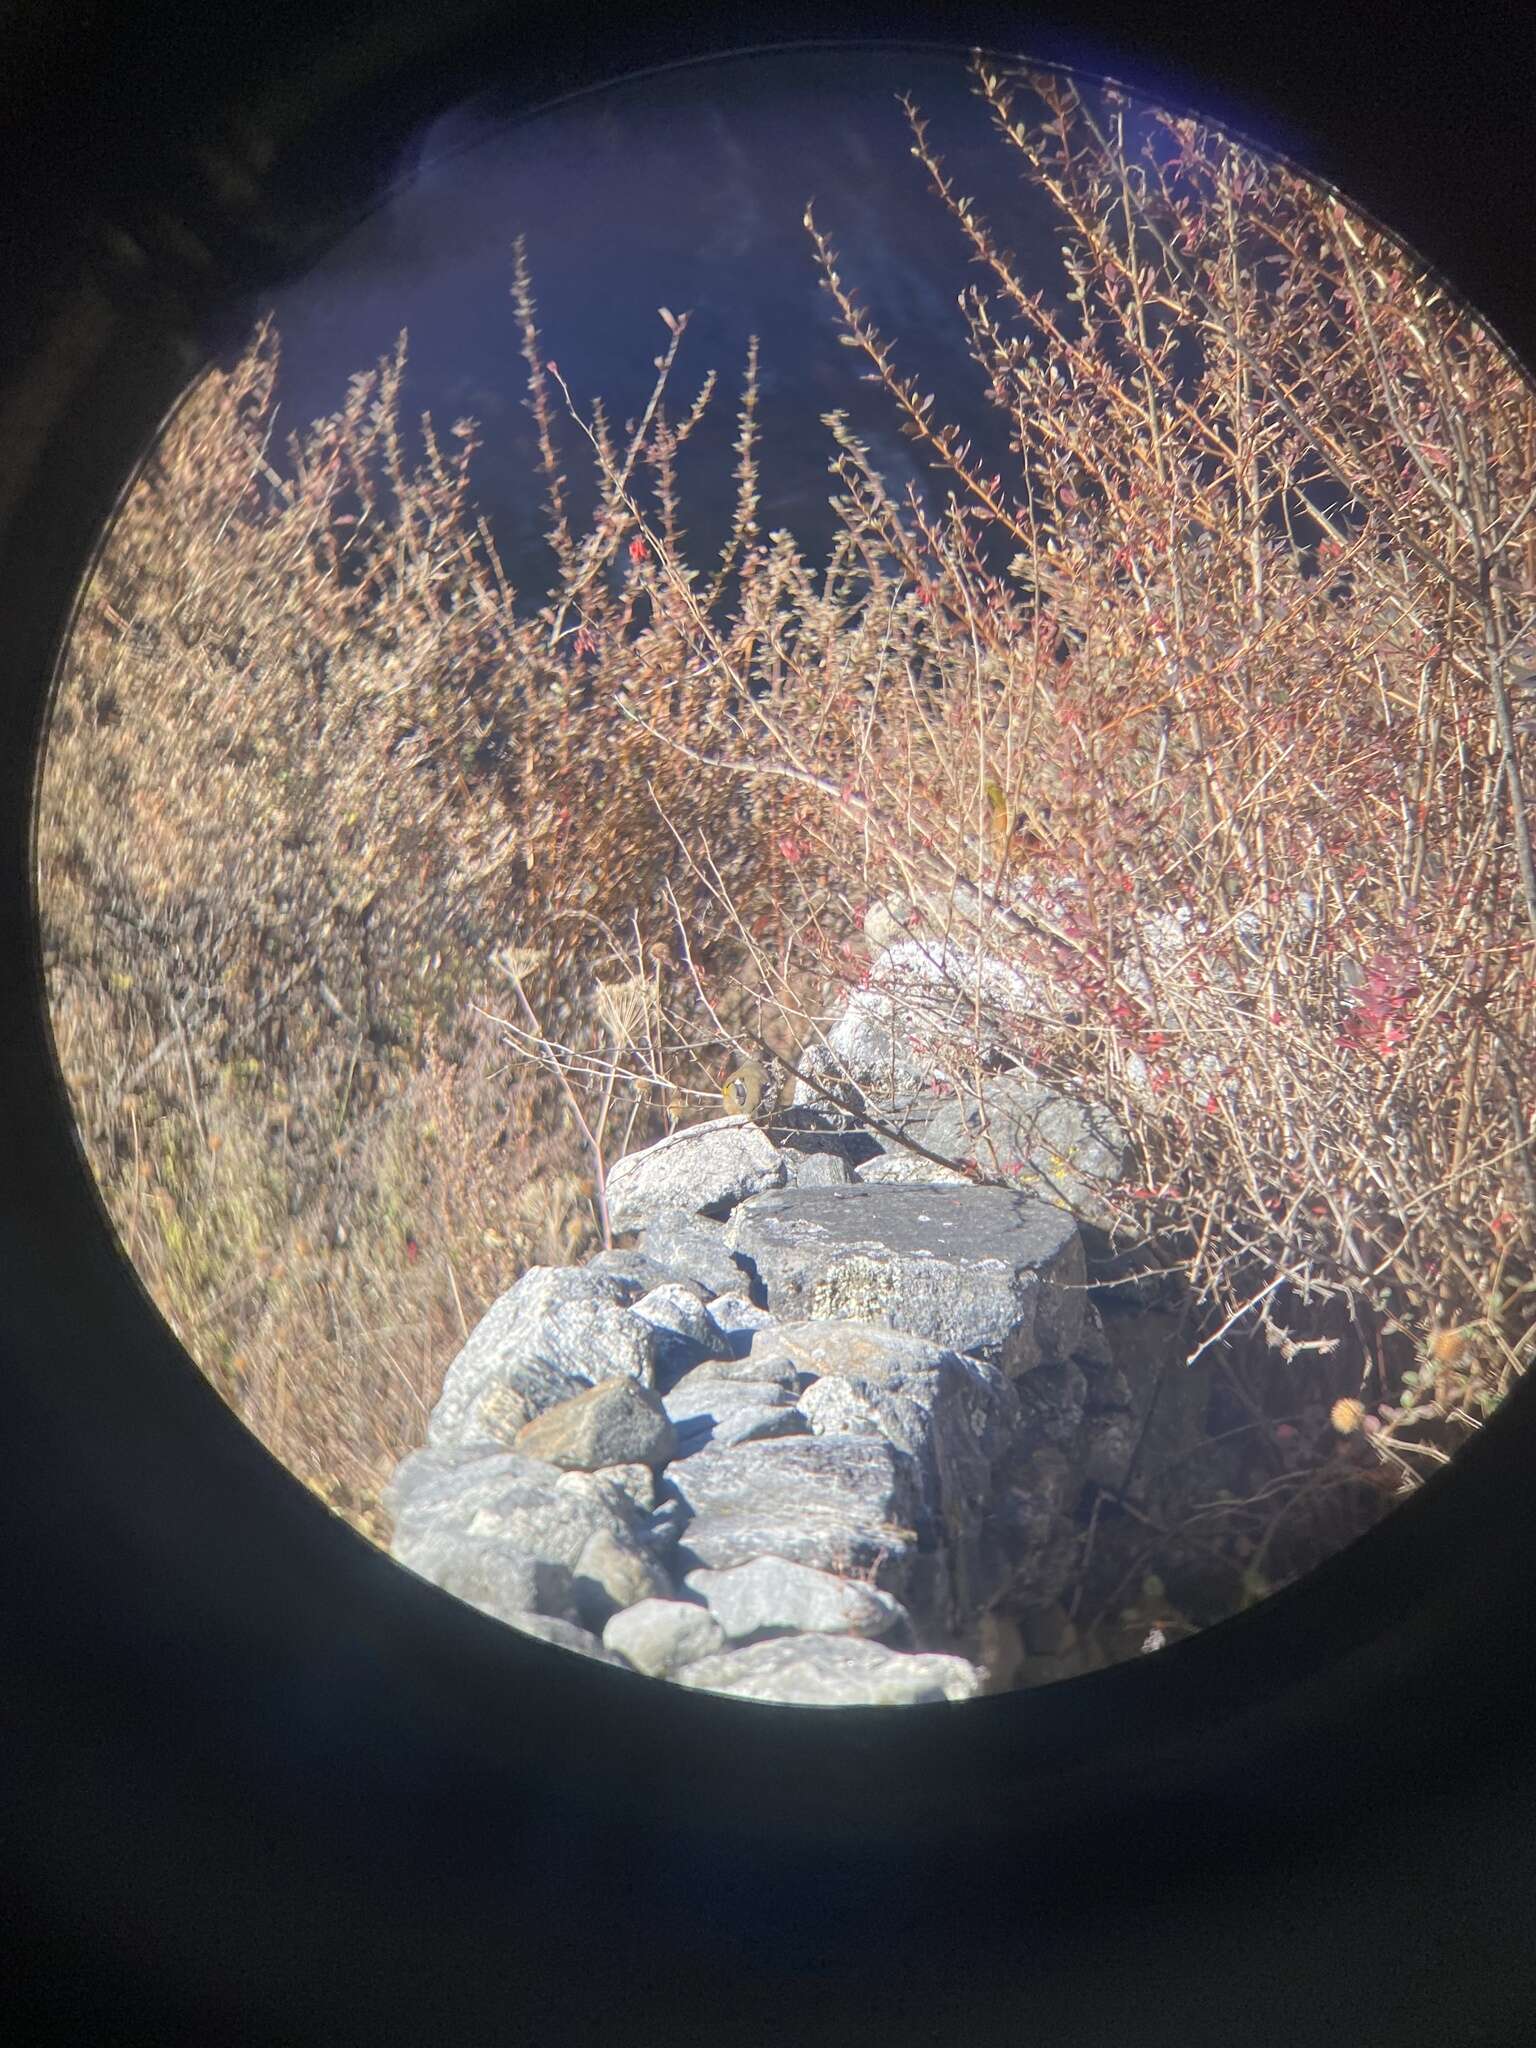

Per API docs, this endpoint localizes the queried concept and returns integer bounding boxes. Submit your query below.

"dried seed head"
[1330,1396,1367,1435]
[1427,1325,1473,1366]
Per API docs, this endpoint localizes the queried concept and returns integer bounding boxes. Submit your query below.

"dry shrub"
[35,57,1536,1585]
[579,61,1536,1503]
[37,259,805,1524]
[472,62,1536,1612]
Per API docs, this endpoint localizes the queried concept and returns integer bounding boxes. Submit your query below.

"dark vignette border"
[4,4,1536,2043]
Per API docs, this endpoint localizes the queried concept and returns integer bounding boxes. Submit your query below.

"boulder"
[629,1282,727,1385]
[788,1322,1022,1625]
[594,1461,656,1517]
[804,932,1046,1101]
[675,1632,983,1706]
[725,1181,1086,1374]
[571,1523,674,1631]
[504,1612,632,1667]
[604,1116,785,1233]
[512,1375,677,1472]
[685,1556,912,1646]
[394,1528,579,1627]
[665,1431,932,1623]
[601,1598,727,1678]
[428,1263,657,1453]
[661,1368,810,1455]
[702,1292,777,1358]
[869,1074,1130,1226]
[581,1247,681,1296]
[388,1447,644,1580]
[633,1211,757,1301]
[783,1148,856,1188]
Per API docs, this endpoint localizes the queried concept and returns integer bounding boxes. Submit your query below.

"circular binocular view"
[36,45,1535,1705]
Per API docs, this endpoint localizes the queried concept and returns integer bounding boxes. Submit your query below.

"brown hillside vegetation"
[36,59,1536,1616]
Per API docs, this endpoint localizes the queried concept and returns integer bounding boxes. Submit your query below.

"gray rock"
[428,1264,658,1453]
[661,1372,810,1455]
[686,1556,912,1645]
[641,1492,691,1560]
[770,1100,870,1141]
[726,1181,1086,1374]
[667,1433,927,1612]
[790,1326,1023,1625]
[1078,1404,1140,1490]
[572,1524,675,1631]
[456,1372,590,1453]
[768,1100,881,1174]
[813,995,930,1102]
[385,1446,548,1545]
[988,1442,1076,1576]
[823,934,1045,1097]
[761,1320,1023,1464]
[703,1292,778,1358]
[676,1352,816,1397]
[1073,1299,1114,1366]
[874,1075,1129,1227]
[388,1449,642,1579]
[604,1117,786,1234]
[531,1294,658,1385]
[395,1528,579,1626]
[505,1612,633,1667]
[582,1247,680,1296]
[513,1376,677,1472]
[668,1431,921,1530]
[602,1597,727,1677]
[681,1406,811,1454]
[783,1148,856,1188]
[671,1507,920,1595]
[630,1282,725,1384]
[635,1212,756,1301]
[675,1632,984,1706]
[748,1319,941,1377]
[853,1153,969,1186]
[1010,1360,1089,1452]
[595,1461,657,1516]
[788,1040,879,1114]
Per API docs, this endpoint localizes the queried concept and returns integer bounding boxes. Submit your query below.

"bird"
[982,776,1055,869]
[721,1056,780,1120]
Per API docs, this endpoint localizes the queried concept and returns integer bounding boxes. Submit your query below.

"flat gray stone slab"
[672,1509,919,1593]
[394,1529,578,1627]
[387,1449,643,1576]
[667,1431,920,1527]
[675,1631,983,1706]
[685,1556,911,1645]
[726,1182,1085,1372]
[665,1431,927,1609]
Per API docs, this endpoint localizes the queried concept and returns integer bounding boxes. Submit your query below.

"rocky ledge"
[383,1045,1203,1704]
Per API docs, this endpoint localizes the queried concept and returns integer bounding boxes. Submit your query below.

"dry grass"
[35,57,1535,1605]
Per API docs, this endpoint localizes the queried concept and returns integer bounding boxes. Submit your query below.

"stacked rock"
[383,1032,1174,1703]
